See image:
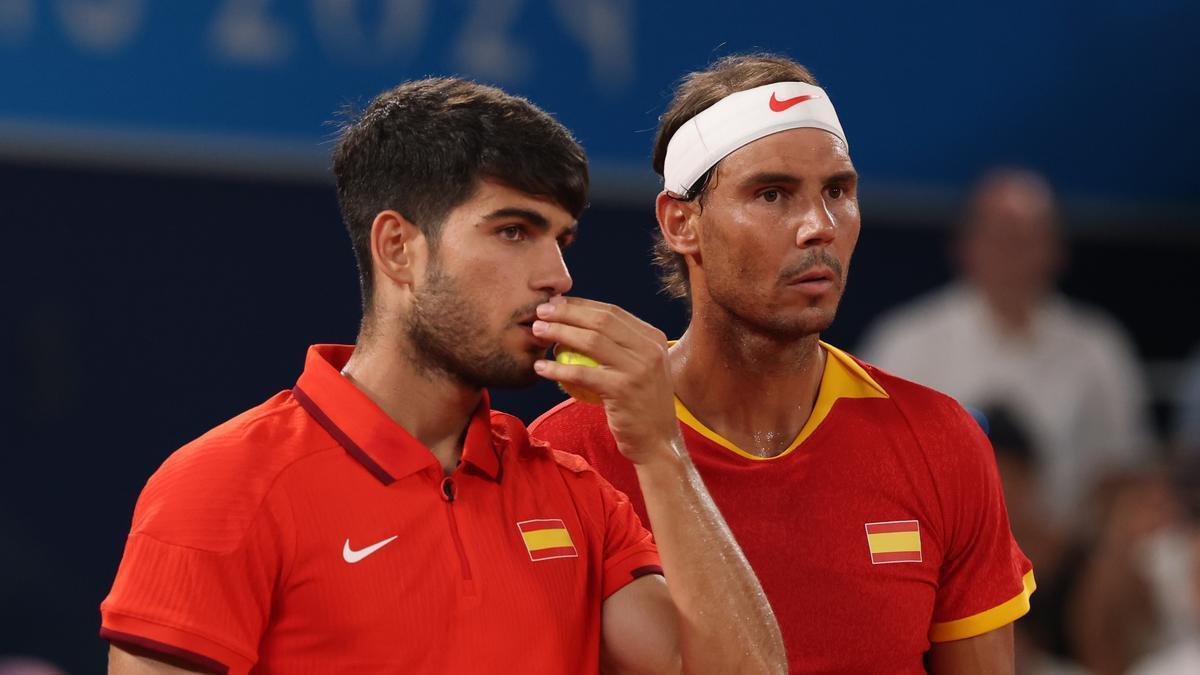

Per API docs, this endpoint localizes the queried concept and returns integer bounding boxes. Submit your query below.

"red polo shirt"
[530,343,1034,674]
[101,345,661,673]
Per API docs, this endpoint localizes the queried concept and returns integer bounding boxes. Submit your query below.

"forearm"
[527,297,785,671]
[1069,540,1154,675]
[634,438,786,674]
[926,626,1014,675]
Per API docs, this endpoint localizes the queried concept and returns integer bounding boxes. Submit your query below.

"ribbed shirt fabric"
[530,343,1034,674]
[101,344,661,673]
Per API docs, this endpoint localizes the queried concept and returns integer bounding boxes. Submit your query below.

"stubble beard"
[704,248,846,341]
[404,264,541,389]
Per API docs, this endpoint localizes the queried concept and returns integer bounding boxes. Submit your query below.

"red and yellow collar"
[674,342,888,461]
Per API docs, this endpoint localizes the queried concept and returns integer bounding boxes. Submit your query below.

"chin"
[482,368,541,390]
[716,284,842,338]
[483,351,543,389]
[753,306,837,339]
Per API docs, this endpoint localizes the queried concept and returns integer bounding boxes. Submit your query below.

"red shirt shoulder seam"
[135,445,342,554]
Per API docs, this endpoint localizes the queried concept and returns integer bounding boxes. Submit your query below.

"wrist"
[630,435,691,477]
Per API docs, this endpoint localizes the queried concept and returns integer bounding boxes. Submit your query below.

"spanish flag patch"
[865,520,922,564]
[517,519,578,561]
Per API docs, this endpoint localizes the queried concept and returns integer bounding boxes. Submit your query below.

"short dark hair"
[651,54,819,301]
[332,77,589,311]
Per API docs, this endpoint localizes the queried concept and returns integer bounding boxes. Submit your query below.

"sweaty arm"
[533,297,786,675]
[927,625,1014,675]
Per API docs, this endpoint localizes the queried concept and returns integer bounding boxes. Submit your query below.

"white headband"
[662,81,848,196]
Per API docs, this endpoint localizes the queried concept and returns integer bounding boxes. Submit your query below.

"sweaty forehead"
[717,127,853,180]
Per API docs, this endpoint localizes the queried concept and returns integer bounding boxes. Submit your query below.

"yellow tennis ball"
[554,349,603,404]
[555,349,598,368]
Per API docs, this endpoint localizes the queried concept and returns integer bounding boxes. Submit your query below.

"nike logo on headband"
[769,92,816,112]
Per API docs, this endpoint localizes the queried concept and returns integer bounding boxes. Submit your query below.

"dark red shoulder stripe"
[100,628,229,674]
[292,385,395,485]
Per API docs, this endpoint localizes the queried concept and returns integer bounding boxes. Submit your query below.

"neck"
[670,302,827,458]
[341,328,481,473]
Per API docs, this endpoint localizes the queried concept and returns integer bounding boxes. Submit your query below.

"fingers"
[530,296,671,400]
[534,320,639,372]
[533,297,680,460]
[533,356,613,398]
[535,296,668,352]
[532,331,670,403]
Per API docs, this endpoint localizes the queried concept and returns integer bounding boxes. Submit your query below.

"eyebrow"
[826,170,859,184]
[737,169,859,190]
[483,207,551,230]
[739,172,801,190]
[483,207,578,238]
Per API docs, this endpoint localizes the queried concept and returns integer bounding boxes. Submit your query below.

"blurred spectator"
[986,406,1065,585]
[0,658,66,675]
[1126,457,1200,675]
[860,167,1154,527]
[1067,470,1173,675]
[1174,347,1200,453]
[984,406,1084,675]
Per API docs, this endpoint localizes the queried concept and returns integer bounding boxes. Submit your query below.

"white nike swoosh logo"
[343,535,399,563]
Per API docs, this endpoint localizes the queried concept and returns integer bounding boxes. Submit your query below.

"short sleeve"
[539,446,663,601]
[100,482,293,674]
[596,472,662,599]
[928,402,1036,642]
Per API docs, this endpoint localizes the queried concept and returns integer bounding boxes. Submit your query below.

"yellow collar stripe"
[674,342,888,462]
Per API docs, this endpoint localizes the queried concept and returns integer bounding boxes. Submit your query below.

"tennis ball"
[554,349,603,404]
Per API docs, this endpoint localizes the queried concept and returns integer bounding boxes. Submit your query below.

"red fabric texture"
[529,348,1033,674]
[101,345,660,673]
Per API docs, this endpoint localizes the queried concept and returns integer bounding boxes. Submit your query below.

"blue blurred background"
[2,1,1198,672]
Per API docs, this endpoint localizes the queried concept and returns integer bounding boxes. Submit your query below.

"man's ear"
[370,209,427,290]
[655,191,701,256]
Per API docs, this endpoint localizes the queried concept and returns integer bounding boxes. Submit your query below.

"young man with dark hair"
[101,78,784,674]
[530,55,1034,673]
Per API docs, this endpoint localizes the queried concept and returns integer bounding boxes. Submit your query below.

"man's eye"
[827,186,845,199]
[500,225,526,241]
[760,189,781,203]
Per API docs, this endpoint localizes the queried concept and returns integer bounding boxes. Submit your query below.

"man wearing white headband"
[531,54,1034,673]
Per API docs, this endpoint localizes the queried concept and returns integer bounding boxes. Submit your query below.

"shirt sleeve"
[549,446,662,600]
[100,478,293,674]
[596,471,663,599]
[928,401,1036,642]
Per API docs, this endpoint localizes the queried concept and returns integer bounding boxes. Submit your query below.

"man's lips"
[513,306,540,329]
[786,267,835,284]
[782,266,838,296]
[515,314,553,346]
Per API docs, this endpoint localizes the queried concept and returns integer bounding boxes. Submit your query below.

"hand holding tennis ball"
[553,348,603,404]
[532,296,680,465]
